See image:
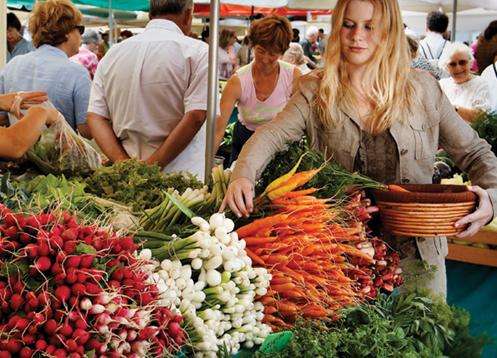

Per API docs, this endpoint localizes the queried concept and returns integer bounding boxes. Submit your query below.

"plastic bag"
[11,100,102,176]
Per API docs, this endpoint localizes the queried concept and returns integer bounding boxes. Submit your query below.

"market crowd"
[1,0,497,297]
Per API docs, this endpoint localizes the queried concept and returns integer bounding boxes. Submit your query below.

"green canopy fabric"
[7,0,149,12]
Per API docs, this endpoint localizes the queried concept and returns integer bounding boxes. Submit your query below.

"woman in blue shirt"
[0,0,91,138]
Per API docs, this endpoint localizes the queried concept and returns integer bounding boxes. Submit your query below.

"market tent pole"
[0,0,6,69]
[108,0,115,46]
[451,0,457,40]
[204,0,220,183]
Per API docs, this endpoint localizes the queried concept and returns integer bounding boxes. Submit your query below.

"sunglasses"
[448,59,468,67]
[74,25,85,35]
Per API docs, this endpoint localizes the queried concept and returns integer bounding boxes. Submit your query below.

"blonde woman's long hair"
[315,0,417,135]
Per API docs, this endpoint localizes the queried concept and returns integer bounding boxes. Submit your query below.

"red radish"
[63,241,77,254]
[80,298,92,311]
[71,283,86,296]
[0,352,9,358]
[51,262,63,275]
[10,294,23,311]
[85,283,102,295]
[65,270,77,285]
[66,256,81,268]
[168,322,181,337]
[55,286,71,303]
[66,339,78,352]
[44,319,57,335]
[19,347,33,358]
[75,318,87,330]
[24,244,38,258]
[72,329,90,344]
[59,322,73,337]
[80,255,94,269]
[35,339,47,350]
[5,340,21,353]
[54,349,68,358]
[46,345,56,354]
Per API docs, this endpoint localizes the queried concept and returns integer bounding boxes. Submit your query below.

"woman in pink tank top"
[215,15,302,164]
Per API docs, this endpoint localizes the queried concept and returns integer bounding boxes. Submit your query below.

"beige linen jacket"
[231,69,497,267]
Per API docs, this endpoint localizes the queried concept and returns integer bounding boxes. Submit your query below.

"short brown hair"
[29,0,83,48]
[219,29,237,49]
[406,35,419,59]
[248,15,292,55]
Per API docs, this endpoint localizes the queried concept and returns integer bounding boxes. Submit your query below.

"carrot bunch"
[238,169,403,331]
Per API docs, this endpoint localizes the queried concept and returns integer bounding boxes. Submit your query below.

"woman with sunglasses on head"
[221,0,497,297]
[439,42,492,122]
[214,15,301,164]
[0,0,91,138]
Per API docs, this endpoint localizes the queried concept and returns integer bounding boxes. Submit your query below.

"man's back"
[89,19,209,175]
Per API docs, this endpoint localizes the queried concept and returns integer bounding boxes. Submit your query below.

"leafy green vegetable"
[86,160,202,212]
[257,139,384,198]
[472,111,497,155]
[258,292,490,358]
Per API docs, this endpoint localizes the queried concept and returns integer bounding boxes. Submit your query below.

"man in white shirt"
[419,11,450,67]
[480,60,497,112]
[87,0,208,178]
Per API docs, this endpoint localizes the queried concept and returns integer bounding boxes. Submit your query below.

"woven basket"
[372,184,477,237]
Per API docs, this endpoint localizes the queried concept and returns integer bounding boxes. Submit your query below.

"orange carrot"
[243,236,279,246]
[272,283,298,292]
[260,295,277,306]
[262,314,292,329]
[388,184,409,192]
[276,300,299,315]
[245,248,266,266]
[281,188,318,198]
[302,303,329,318]
[236,214,288,237]
[264,306,277,314]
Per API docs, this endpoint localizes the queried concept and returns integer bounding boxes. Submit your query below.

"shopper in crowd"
[301,26,320,66]
[6,13,34,63]
[221,0,497,298]
[439,42,492,122]
[407,35,443,80]
[215,15,301,164]
[282,43,311,75]
[219,29,238,80]
[237,36,252,67]
[0,0,91,138]
[120,30,134,41]
[201,26,209,43]
[419,11,450,67]
[292,28,300,43]
[98,32,110,60]
[475,21,497,75]
[71,29,100,79]
[87,0,209,179]
[318,28,326,55]
[0,92,59,159]
[480,55,497,113]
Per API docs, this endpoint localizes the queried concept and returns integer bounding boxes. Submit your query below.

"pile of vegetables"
[136,213,271,357]
[238,164,402,330]
[258,292,489,358]
[86,160,203,211]
[27,118,102,177]
[0,206,185,357]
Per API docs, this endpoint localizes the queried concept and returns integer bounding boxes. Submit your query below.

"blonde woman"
[221,0,497,297]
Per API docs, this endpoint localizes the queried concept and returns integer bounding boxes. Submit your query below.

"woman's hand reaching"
[220,178,255,218]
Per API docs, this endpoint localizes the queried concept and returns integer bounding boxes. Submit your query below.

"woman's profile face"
[447,51,471,84]
[339,0,380,68]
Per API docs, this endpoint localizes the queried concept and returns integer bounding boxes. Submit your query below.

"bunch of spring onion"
[140,187,209,232]
[137,213,271,357]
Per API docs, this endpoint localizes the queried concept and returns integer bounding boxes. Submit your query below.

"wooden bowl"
[372,184,477,238]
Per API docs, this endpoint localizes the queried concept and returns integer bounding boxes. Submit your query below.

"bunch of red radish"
[0,205,185,357]
[342,192,403,299]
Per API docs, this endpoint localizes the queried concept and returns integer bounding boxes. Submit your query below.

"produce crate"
[447,230,497,267]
